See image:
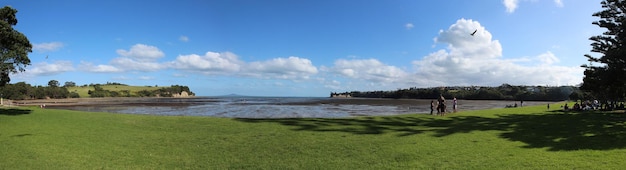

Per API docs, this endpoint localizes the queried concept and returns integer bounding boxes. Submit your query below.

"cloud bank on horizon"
[8,0,594,96]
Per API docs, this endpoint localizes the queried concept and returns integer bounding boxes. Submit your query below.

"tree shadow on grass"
[236,111,626,151]
[0,108,32,115]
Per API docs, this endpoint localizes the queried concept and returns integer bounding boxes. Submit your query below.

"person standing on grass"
[436,100,440,115]
[438,94,446,116]
[430,100,435,115]
[453,97,458,112]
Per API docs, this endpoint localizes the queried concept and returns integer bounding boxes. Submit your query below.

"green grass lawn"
[66,85,162,98]
[2,102,626,169]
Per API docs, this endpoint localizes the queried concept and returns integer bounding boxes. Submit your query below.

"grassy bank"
[2,103,626,169]
[66,85,162,98]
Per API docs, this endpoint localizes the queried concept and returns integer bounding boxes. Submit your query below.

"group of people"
[563,100,625,111]
[431,95,457,116]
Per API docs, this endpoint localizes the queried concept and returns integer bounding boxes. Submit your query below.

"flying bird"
[470,29,477,36]
[46,55,48,59]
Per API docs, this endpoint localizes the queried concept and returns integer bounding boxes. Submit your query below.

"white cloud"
[116,44,164,61]
[412,18,582,87]
[170,52,318,79]
[108,44,166,72]
[405,23,414,30]
[328,58,407,83]
[503,0,563,13]
[33,42,64,52]
[322,79,344,90]
[503,0,519,13]
[179,36,189,42]
[111,57,164,72]
[78,61,123,73]
[536,51,559,65]
[24,61,74,76]
[245,56,318,79]
[169,51,242,74]
[434,19,502,59]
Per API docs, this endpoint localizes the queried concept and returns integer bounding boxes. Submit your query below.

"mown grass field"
[66,85,162,98]
[1,102,626,169]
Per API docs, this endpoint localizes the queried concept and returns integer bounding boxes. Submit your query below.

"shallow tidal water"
[51,97,555,118]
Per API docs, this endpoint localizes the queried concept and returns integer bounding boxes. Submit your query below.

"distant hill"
[0,82,194,100]
[66,84,193,98]
[66,85,156,98]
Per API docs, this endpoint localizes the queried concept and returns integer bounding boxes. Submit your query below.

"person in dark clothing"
[430,100,435,115]
[438,95,446,116]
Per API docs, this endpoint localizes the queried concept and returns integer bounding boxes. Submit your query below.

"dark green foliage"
[68,92,80,98]
[135,89,154,97]
[1,80,194,98]
[105,82,126,86]
[87,84,110,97]
[48,80,59,88]
[581,0,626,101]
[0,81,69,99]
[63,81,76,87]
[87,84,194,98]
[0,6,32,86]
[332,84,577,101]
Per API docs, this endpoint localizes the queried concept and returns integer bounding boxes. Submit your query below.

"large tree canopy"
[581,0,626,101]
[0,6,31,86]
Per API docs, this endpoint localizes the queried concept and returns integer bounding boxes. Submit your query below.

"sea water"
[52,96,553,118]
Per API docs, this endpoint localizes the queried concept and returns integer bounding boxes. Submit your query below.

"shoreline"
[2,97,561,118]
[5,97,559,104]
[6,97,559,108]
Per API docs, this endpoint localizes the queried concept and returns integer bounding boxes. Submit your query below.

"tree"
[48,80,60,87]
[0,6,31,86]
[64,81,76,87]
[581,0,626,101]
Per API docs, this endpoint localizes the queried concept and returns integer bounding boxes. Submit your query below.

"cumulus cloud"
[24,61,74,76]
[328,58,407,83]
[33,42,64,52]
[77,44,167,73]
[245,56,318,79]
[412,18,581,86]
[109,44,166,72]
[536,51,559,65]
[170,51,318,79]
[169,51,242,73]
[116,44,164,61]
[179,36,189,42]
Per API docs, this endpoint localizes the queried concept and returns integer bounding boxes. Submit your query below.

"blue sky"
[4,0,602,97]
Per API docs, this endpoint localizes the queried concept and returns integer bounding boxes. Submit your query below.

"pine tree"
[581,0,626,101]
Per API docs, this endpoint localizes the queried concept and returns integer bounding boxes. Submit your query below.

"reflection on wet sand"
[42,97,556,118]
